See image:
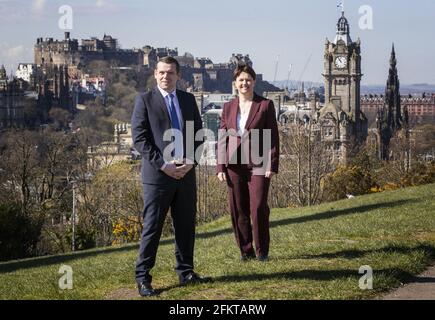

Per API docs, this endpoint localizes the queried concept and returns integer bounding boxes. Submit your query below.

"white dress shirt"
[157,86,184,168]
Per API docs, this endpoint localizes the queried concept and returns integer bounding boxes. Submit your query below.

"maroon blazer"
[216,94,279,174]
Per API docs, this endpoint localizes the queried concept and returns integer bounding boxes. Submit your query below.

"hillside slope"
[1,184,434,300]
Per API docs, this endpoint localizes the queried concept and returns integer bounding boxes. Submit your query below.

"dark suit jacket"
[131,87,203,184]
[216,94,279,174]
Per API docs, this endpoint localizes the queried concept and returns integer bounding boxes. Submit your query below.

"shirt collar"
[157,85,176,99]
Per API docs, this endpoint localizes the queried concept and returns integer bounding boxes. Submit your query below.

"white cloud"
[96,0,105,8]
[32,0,46,13]
[0,44,32,73]
[73,1,119,15]
[4,45,26,59]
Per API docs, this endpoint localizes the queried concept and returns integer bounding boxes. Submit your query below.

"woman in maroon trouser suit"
[216,65,279,261]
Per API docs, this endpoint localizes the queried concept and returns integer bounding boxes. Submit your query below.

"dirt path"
[381,263,435,300]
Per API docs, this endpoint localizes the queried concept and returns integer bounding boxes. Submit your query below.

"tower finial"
[334,4,351,44]
[337,1,345,15]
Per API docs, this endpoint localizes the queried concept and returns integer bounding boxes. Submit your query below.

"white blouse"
[237,112,248,136]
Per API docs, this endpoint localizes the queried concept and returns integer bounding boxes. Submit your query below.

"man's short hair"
[157,56,181,74]
[233,65,257,81]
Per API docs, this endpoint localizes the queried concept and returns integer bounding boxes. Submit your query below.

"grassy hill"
[1,184,434,300]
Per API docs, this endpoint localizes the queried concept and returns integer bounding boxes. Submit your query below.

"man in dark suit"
[131,57,209,297]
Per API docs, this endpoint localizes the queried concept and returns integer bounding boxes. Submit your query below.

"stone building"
[33,32,278,96]
[278,11,368,164]
[142,46,178,68]
[15,63,37,87]
[0,65,25,129]
[87,123,135,170]
[35,63,72,121]
[179,53,254,93]
[277,83,322,124]
[317,10,368,163]
[34,32,143,68]
[362,93,435,125]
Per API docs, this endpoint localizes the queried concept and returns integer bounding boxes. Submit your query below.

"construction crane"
[273,55,280,86]
[286,64,293,91]
[298,53,313,91]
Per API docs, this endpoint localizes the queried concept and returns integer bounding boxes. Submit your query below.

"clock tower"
[318,10,367,163]
[324,11,363,129]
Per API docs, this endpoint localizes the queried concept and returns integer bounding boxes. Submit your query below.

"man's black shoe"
[137,281,157,297]
[179,272,212,286]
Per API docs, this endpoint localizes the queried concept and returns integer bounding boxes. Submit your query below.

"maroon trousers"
[226,165,271,258]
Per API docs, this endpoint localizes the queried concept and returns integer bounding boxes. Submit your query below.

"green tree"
[0,203,42,261]
[322,164,373,202]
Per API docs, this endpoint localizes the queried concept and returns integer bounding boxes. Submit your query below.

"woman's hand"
[217,172,227,182]
[265,171,276,179]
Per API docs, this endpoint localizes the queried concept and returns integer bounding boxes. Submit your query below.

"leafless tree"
[0,129,40,213]
[276,123,335,207]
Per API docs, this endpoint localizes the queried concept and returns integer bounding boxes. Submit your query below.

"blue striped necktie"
[168,94,181,131]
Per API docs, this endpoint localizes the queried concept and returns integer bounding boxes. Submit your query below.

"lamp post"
[71,180,77,252]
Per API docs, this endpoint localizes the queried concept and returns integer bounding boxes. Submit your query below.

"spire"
[0,65,6,80]
[337,12,349,34]
[385,43,402,131]
[387,44,398,86]
[390,43,396,67]
[334,10,352,44]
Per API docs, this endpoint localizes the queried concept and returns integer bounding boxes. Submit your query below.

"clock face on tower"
[335,56,347,69]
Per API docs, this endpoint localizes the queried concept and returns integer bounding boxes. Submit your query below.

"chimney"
[65,32,70,40]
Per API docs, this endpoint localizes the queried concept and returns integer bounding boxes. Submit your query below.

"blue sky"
[0,0,434,85]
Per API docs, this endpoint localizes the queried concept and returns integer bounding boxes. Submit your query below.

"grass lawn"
[1,183,434,300]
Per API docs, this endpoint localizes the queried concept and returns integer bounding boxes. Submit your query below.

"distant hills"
[271,80,322,91]
[360,84,435,95]
[271,80,435,95]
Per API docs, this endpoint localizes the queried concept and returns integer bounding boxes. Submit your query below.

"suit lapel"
[152,87,171,123]
[244,95,261,130]
[229,97,239,130]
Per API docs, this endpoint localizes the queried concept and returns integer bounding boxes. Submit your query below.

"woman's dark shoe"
[240,253,256,261]
[257,255,269,262]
